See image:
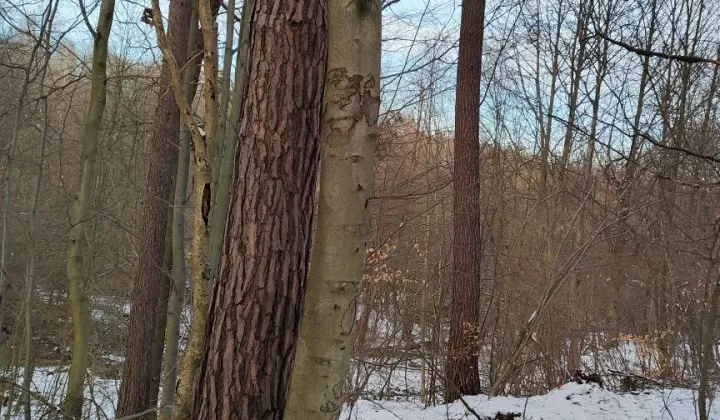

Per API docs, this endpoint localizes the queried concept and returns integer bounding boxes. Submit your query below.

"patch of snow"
[342,382,715,419]
[3,367,714,420]
[3,367,118,419]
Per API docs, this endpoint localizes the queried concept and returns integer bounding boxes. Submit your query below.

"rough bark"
[63,0,115,416]
[445,0,485,403]
[193,0,328,416]
[115,0,193,416]
[148,213,174,415]
[283,0,380,416]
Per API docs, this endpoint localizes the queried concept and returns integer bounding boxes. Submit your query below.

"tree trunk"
[158,12,202,419]
[445,0,485,403]
[193,0,328,416]
[283,0,380,416]
[116,0,193,416]
[148,213,174,415]
[206,0,254,283]
[63,0,115,416]
[621,0,657,194]
[23,42,52,420]
[0,0,53,345]
[699,261,720,420]
[563,7,589,374]
[559,7,587,176]
[158,102,192,420]
[171,0,221,417]
[20,6,57,418]
[538,4,564,191]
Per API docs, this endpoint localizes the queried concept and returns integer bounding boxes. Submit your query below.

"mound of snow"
[343,382,715,419]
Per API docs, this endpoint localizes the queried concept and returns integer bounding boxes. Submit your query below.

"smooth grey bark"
[284,0,381,416]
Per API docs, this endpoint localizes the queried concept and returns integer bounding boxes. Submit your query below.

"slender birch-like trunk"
[206,0,254,284]
[63,0,115,416]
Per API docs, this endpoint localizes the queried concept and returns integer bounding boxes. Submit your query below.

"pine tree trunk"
[445,0,485,403]
[193,0,328,415]
[63,0,115,416]
[148,214,174,415]
[283,0,380,416]
[116,0,193,416]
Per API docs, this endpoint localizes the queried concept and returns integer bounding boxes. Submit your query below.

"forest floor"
[3,366,717,419]
[343,381,714,419]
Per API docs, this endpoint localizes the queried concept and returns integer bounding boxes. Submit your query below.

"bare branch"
[78,0,97,39]
[595,32,720,66]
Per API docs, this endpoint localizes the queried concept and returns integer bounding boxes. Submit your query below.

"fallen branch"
[458,395,484,420]
[606,369,665,387]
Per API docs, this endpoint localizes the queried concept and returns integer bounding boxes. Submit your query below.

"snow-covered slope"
[343,382,715,420]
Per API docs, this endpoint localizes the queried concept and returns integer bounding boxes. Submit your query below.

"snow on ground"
[2,366,118,419]
[2,335,715,419]
[343,382,716,420]
[4,368,715,419]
